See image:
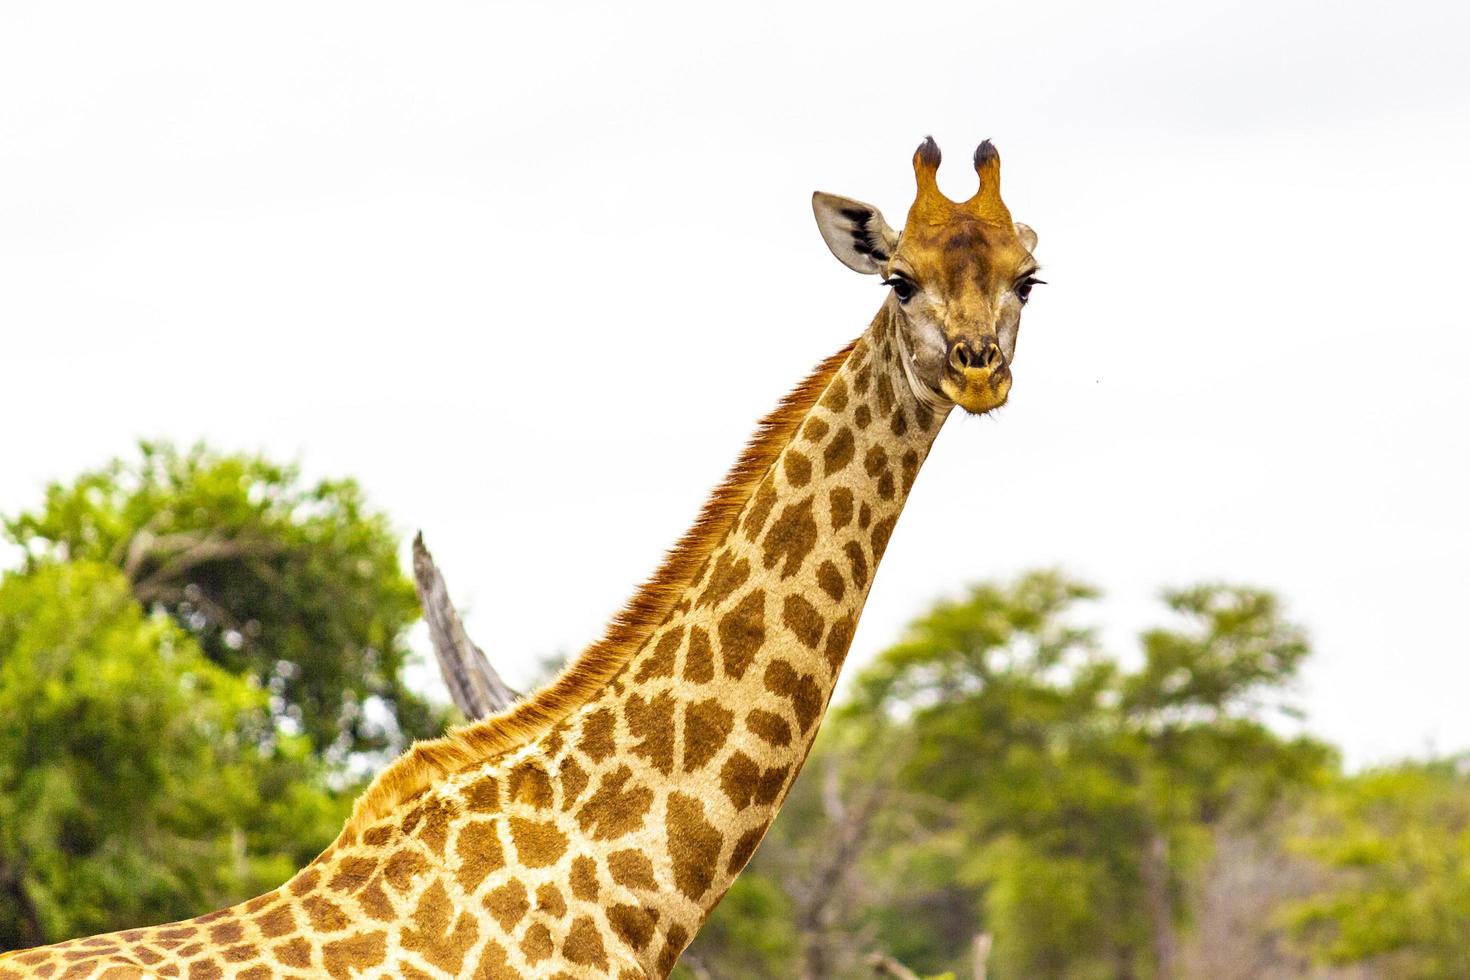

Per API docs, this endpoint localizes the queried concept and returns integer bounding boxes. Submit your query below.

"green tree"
[690,572,1333,980]
[1286,759,1470,978]
[0,562,348,949]
[5,441,435,760]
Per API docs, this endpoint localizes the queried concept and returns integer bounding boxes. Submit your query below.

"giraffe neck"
[572,302,949,968]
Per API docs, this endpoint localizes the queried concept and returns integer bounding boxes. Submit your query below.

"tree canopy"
[5,442,437,761]
[0,561,347,949]
[0,443,436,948]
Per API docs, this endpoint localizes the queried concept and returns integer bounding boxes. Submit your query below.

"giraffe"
[0,137,1042,980]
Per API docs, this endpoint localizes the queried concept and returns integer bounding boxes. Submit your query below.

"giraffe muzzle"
[941,337,1012,414]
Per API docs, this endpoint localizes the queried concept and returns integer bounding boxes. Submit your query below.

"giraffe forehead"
[899,219,1029,291]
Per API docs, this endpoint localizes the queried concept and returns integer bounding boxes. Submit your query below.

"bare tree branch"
[412,533,518,720]
[795,743,907,980]
[128,531,289,602]
[972,933,993,980]
[865,952,922,980]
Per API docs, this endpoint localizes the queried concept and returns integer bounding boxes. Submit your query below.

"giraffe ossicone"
[0,138,1042,979]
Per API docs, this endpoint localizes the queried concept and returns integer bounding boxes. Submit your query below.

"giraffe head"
[813,137,1042,415]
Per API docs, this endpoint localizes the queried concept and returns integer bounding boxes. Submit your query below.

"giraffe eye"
[882,277,916,303]
[1016,276,1046,304]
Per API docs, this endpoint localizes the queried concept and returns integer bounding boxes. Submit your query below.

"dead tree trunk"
[412,533,518,720]
[1140,829,1178,980]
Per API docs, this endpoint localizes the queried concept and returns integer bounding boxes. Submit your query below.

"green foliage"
[5,441,435,759]
[1285,759,1470,978]
[693,571,1334,979]
[0,562,348,949]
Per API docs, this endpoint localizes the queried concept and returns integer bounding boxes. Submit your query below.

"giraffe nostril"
[950,340,1003,372]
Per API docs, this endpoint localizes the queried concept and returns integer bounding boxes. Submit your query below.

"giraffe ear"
[812,192,898,275]
[1014,222,1038,253]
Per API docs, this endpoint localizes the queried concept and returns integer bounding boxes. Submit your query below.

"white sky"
[2,0,1467,768]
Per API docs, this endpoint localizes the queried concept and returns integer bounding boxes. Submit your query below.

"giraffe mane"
[341,335,861,837]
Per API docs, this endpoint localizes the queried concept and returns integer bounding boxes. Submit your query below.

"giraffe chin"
[942,367,1012,415]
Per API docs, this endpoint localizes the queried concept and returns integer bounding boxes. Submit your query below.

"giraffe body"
[1,138,1041,979]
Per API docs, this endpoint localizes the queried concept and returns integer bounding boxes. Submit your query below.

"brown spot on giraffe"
[357,877,396,922]
[740,473,779,542]
[728,828,765,875]
[682,697,735,772]
[321,930,386,980]
[716,588,765,679]
[272,938,311,970]
[633,626,683,681]
[823,426,855,475]
[871,514,898,560]
[563,915,609,971]
[825,613,858,672]
[469,940,519,980]
[781,594,825,648]
[666,794,723,901]
[817,559,846,601]
[608,904,659,951]
[707,552,756,611]
[784,449,812,487]
[252,904,295,939]
[382,848,427,892]
[683,624,715,683]
[576,765,654,841]
[820,375,848,412]
[626,690,678,775]
[657,925,691,976]
[483,880,529,932]
[326,856,377,894]
[402,881,480,975]
[891,405,909,436]
[465,775,500,812]
[829,485,854,529]
[302,894,350,932]
[762,496,818,577]
[508,761,554,809]
[417,796,457,856]
[844,540,869,589]
[508,816,570,868]
[608,849,658,891]
[287,870,319,898]
[901,448,920,492]
[205,922,242,946]
[187,960,222,980]
[719,752,761,811]
[535,882,567,918]
[454,819,505,893]
[746,708,792,747]
[570,855,599,901]
[558,756,589,810]
[519,923,553,963]
[578,708,617,762]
